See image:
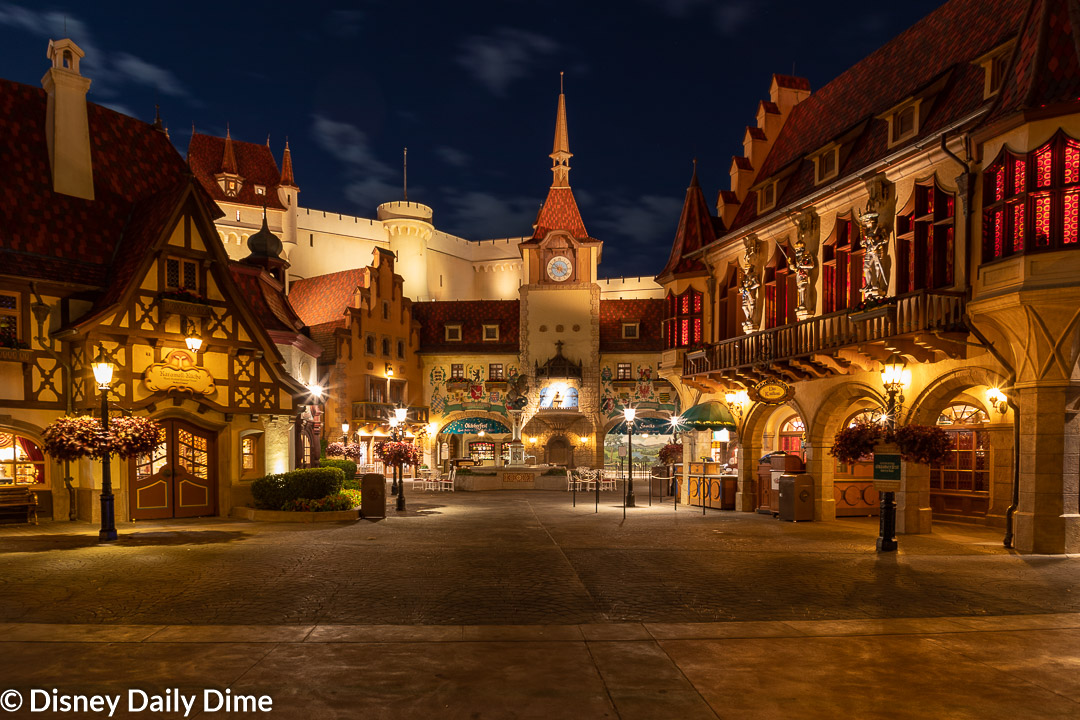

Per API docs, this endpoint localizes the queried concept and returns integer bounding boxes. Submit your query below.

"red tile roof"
[412,300,519,353]
[230,264,306,334]
[531,186,590,240]
[746,127,767,141]
[287,269,367,327]
[773,74,811,91]
[599,299,665,352]
[280,142,296,187]
[187,131,286,210]
[728,0,1028,233]
[657,169,715,281]
[732,156,753,171]
[985,0,1080,125]
[0,77,194,288]
[759,101,780,115]
[308,320,345,363]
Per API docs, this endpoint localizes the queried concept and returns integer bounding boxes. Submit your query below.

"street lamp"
[877,352,909,553]
[91,345,117,542]
[624,407,637,507]
[341,421,349,444]
[389,405,409,511]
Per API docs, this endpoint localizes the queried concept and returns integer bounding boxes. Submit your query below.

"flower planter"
[231,506,360,523]
[160,297,213,318]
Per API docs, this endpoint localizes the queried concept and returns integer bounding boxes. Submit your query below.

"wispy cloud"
[457,27,559,96]
[436,146,470,168]
[311,114,403,210]
[639,0,757,35]
[592,193,683,253]
[0,3,193,101]
[442,190,538,239]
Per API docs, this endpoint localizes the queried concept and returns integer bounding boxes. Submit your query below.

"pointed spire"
[657,161,714,282]
[549,71,573,188]
[280,139,296,187]
[152,104,164,132]
[266,133,271,147]
[222,124,238,174]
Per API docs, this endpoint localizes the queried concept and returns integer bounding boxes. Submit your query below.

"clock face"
[546,255,573,282]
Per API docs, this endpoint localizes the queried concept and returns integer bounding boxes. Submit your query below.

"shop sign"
[442,417,511,435]
[873,449,902,492]
[143,349,215,396]
[749,378,795,405]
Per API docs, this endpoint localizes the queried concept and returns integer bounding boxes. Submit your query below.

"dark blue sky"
[2,0,943,277]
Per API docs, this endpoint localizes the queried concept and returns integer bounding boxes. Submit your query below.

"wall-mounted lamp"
[987,387,1008,414]
[724,390,750,422]
[184,319,202,353]
[385,363,394,378]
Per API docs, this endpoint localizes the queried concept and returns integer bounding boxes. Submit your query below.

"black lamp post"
[390,406,409,511]
[91,346,117,543]
[877,352,908,553]
[624,407,636,507]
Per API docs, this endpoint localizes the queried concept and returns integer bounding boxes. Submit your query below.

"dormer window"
[976,40,1015,99]
[814,146,839,185]
[888,103,920,147]
[445,324,462,341]
[482,324,499,341]
[757,181,777,214]
[621,322,640,339]
[254,185,266,196]
[224,178,240,197]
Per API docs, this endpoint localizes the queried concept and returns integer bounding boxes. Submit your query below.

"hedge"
[319,458,358,484]
[251,467,345,511]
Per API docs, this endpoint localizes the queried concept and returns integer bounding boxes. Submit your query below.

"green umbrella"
[678,401,736,431]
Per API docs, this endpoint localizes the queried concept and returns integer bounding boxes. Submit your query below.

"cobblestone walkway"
[0,492,1076,626]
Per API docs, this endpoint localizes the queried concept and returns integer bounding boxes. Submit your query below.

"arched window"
[664,288,703,349]
[930,403,990,516]
[896,180,955,291]
[983,131,1080,261]
[0,432,45,486]
[778,416,805,459]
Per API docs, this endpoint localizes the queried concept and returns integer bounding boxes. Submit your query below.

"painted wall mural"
[599,363,679,419]
[428,363,521,417]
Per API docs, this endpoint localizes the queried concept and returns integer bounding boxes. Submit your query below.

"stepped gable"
[730,0,1027,231]
[984,0,1080,126]
[657,166,716,282]
[412,300,520,353]
[287,269,367,327]
[187,131,286,210]
[599,299,665,352]
[0,77,201,288]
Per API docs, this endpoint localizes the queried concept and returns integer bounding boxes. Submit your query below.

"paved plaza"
[2,491,1080,718]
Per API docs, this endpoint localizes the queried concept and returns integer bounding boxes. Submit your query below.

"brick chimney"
[41,39,94,200]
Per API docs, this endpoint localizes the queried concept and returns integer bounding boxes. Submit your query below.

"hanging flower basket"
[326,442,345,458]
[342,444,365,462]
[374,440,422,468]
[42,415,162,462]
[830,421,951,466]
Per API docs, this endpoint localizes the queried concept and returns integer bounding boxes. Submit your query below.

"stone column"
[803,441,836,522]
[735,434,762,512]
[986,424,1013,523]
[1014,384,1080,553]
[896,461,931,534]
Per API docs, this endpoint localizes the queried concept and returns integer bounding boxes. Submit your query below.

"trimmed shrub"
[251,467,345,510]
[281,492,356,512]
[319,458,358,483]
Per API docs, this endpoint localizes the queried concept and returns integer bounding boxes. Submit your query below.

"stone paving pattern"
[0,492,1077,626]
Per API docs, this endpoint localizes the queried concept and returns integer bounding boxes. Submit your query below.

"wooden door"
[131,420,216,520]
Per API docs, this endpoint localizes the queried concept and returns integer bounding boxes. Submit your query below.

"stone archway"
[546,436,571,467]
[735,397,812,514]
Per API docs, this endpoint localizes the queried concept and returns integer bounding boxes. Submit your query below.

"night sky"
[2,0,943,278]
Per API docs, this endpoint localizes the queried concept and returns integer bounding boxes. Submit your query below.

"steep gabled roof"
[287,268,367,327]
[727,0,1027,233]
[0,77,197,288]
[187,131,286,210]
[984,0,1080,126]
[657,168,715,282]
[230,264,306,335]
[412,300,519,353]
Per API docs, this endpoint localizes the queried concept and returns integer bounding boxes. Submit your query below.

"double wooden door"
[131,419,216,520]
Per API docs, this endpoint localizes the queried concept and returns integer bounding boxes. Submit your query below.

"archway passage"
[929,403,991,518]
[130,419,217,520]
[833,409,880,518]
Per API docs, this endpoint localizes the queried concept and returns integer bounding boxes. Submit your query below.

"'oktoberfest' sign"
[441,417,511,435]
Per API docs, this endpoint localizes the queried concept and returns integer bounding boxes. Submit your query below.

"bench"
[0,486,38,525]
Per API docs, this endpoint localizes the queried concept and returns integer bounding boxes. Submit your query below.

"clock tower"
[518,75,602,465]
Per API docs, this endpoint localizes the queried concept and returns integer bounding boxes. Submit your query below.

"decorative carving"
[784,237,815,320]
[857,209,889,300]
[740,235,761,333]
[505,373,530,411]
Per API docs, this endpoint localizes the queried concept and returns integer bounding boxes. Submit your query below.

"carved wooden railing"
[684,290,967,377]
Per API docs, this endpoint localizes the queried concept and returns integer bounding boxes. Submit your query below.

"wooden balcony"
[683,290,969,390]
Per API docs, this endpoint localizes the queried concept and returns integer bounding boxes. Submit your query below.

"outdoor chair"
[600,469,618,492]
[438,468,455,492]
[577,468,597,492]
[566,468,580,491]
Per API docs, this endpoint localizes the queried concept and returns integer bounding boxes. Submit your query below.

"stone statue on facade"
[784,237,815,320]
[858,210,889,300]
[739,235,760,333]
[505,373,529,411]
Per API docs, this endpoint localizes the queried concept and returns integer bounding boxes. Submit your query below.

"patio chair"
[566,468,580,491]
[438,468,455,492]
[600,469,618,491]
[578,468,597,492]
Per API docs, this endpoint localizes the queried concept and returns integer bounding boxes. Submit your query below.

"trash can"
[778,474,814,522]
[360,473,386,519]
